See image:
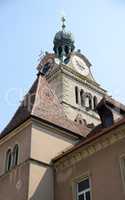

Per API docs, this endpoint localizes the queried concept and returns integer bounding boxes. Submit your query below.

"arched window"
[12,144,19,168]
[80,89,85,107]
[89,95,92,110]
[75,86,79,104]
[5,149,12,172]
[85,93,92,111]
[93,96,98,110]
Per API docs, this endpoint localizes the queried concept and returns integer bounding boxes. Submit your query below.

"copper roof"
[1,74,90,139]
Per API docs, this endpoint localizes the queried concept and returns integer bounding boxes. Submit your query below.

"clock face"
[72,55,89,76]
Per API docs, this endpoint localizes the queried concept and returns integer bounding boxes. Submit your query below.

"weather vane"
[61,16,66,31]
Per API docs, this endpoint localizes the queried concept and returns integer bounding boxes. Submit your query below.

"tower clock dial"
[72,55,89,76]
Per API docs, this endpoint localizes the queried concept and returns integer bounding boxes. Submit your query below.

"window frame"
[72,172,92,200]
[93,96,98,110]
[120,154,125,193]
[5,143,19,173]
[85,93,92,111]
[5,148,12,172]
[76,177,91,200]
[12,144,19,168]
[80,89,85,107]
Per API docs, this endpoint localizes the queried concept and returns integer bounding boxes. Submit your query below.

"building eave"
[53,117,125,163]
[0,118,32,144]
[31,115,83,139]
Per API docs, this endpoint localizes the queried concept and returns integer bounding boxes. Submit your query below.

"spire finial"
[53,16,75,62]
[61,16,66,31]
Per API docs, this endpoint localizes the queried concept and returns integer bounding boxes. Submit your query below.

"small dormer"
[97,101,114,128]
[96,97,125,128]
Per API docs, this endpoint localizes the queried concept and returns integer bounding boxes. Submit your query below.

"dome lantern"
[53,17,75,63]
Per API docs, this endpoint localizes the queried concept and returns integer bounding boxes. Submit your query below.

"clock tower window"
[80,89,85,107]
[85,93,92,111]
[93,96,98,110]
[75,86,79,104]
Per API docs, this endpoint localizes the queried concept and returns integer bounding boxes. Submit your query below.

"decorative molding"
[61,66,106,95]
[47,63,106,95]
[29,158,52,167]
[62,101,100,120]
[32,117,80,141]
[54,127,125,172]
[0,157,52,179]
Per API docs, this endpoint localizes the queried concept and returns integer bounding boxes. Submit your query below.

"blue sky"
[0,0,125,131]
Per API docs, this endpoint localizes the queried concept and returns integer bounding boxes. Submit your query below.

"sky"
[0,0,125,131]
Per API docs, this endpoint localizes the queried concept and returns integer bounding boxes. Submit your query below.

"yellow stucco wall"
[30,123,76,164]
[28,162,53,200]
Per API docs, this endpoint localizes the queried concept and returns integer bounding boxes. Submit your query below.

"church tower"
[37,17,107,126]
[0,19,125,200]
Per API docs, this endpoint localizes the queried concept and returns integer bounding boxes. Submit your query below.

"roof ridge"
[31,75,41,115]
[0,77,39,136]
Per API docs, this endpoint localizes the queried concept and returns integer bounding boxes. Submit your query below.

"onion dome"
[53,17,75,62]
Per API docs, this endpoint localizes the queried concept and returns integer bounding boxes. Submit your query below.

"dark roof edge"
[0,117,31,141]
[97,96,125,114]
[0,114,83,142]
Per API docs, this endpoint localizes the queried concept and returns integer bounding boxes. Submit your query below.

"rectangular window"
[77,177,91,200]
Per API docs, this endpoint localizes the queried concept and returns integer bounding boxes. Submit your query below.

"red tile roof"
[0,74,90,139]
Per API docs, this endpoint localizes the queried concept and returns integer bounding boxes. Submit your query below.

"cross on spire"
[61,16,66,31]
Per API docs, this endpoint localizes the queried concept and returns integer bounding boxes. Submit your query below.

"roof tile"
[1,74,90,138]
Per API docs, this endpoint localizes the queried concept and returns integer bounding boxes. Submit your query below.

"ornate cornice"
[61,65,106,94]
[54,126,125,172]
[46,64,106,95]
